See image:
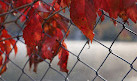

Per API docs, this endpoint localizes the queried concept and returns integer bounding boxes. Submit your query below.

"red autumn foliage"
[70,0,96,43]
[58,42,69,73]
[93,0,137,23]
[70,0,136,43]
[0,1,8,23]
[0,28,17,75]
[53,0,71,9]
[0,0,136,75]
[22,1,69,73]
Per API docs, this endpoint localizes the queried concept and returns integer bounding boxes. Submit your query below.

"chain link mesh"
[0,0,137,81]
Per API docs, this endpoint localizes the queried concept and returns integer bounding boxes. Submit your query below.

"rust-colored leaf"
[0,1,8,23]
[0,29,17,55]
[53,0,71,7]
[0,56,3,66]
[0,65,7,75]
[58,42,69,73]
[13,0,32,8]
[23,13,43,48]
[126,5,137,23]
[70,0,96,43]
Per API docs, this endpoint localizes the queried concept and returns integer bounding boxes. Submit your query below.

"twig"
[0,35,22,42]
[45,6,67,21]
[0,3,33,17]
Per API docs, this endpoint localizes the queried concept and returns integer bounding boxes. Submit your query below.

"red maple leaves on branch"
[0,0,136,75]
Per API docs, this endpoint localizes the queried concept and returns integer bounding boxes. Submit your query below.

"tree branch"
[0,35,22,42]
[0,2,33,17]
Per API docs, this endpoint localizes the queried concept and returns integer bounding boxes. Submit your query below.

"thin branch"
[0,35,22,42]
[45,6,67,21]
[0,3,33,17]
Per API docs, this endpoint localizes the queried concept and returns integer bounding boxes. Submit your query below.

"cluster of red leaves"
[0,0,70,74]
[21,1,70,73]
[70,0,137,43]
[0,28,17,75]
[94,0,137,23]
[0,0,18,75]
[0,0,136,75]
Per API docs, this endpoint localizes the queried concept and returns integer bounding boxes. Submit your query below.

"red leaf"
[40,27,63,60]
[0,1,8,23]
[10,39,18,55]
[70,0,96,43]
[0,1,8,12]
[23,12,43,47]
[53,0,71,12]
[53,0,71,7]
[126,5,137,23]
[0,29,17,55]
[40,36,60,61]
[0,55,3,66]
[13,0,32,8]
[36,1,49,13]
[0,64,7,75]
[23,12,43,70]
[96,0,136,23]
[93,0,109,11]
[54,14,70,36]
[92,0,137,23]
[58,42,69,73]
[0,29,17,75]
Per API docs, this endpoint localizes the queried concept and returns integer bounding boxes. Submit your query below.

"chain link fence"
[0,0,137,81]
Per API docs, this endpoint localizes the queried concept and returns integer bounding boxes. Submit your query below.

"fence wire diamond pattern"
[0,0,137,81]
